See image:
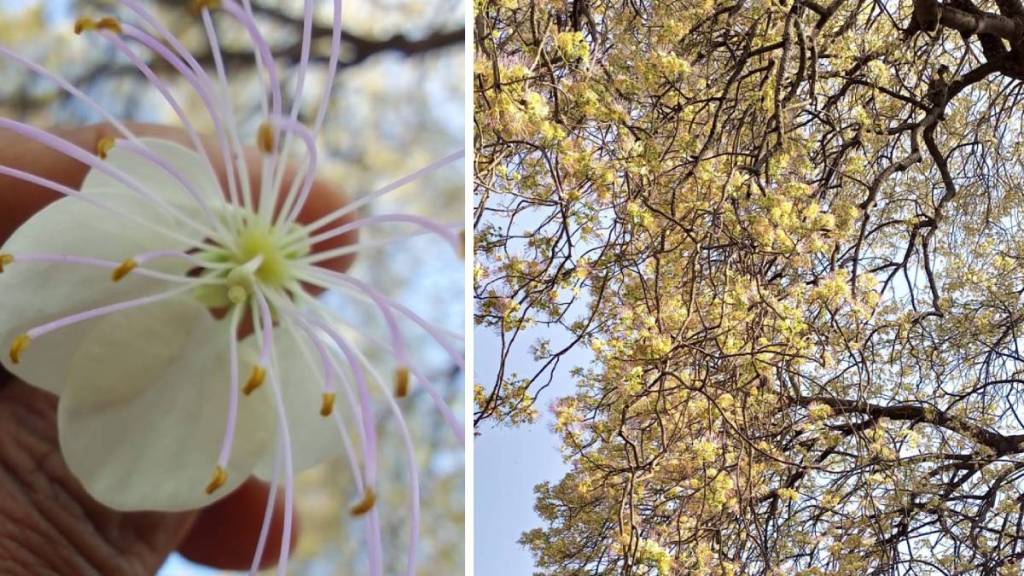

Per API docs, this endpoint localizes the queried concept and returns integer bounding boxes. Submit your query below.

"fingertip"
[178,478,300,571]
[296,180,358,274]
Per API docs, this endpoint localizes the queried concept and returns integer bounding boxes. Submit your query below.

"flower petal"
[58,297,275,512]
[252,325,343,479]
[84,137,222,225]
[0,138,213,392]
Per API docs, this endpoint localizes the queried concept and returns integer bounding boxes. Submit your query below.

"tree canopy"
[475,0,1024,573]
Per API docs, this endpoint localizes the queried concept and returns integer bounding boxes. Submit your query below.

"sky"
[474,321,592,574]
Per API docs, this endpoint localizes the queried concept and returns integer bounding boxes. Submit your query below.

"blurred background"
[0,0,465,574]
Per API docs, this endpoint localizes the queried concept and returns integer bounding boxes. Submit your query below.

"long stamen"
[249,441,281,574]
[119,23,243,220]
[296,287,464,444]
[119,0,252,212]
[277,312,365,487]
[10,285,192,364]
[254,291,294,576]
[115,140,229,237]
[98,30,237,225]
[349,339,421,576]
[198,11,254,213]
[274,118,318,225]
[209,303,244,494]
[265,0,317,217]
[0,120,216,239]
[312,0,345,136]
[218,0,283,122]
[296,310,379,486]
[295,229,440,264]
[291,150,465,238]
[274,306,381,576]
[300,267,464,370]
[305,214,463,255]
[6,253,210,285]
[216,1,285,220]
[0,165,204,246]
[0,44,137,142]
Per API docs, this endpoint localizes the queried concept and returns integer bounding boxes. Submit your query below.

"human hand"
[0,123,355,575]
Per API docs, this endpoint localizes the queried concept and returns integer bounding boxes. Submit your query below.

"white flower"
[0,0,463,573]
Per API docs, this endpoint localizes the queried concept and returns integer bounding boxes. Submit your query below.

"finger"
[176,478,298,571]
[0,378,197,576]
[0,123,357,273]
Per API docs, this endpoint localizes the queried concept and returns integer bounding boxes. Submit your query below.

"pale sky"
[474,323,591,574]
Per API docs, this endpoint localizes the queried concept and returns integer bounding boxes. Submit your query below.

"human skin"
[0,123,357,574]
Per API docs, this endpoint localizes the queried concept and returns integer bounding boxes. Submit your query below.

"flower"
[0,0,464,573]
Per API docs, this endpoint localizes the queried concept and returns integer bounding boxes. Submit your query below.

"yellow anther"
[349,488,376,516]
[257,122,275,154]
[205,466,227,494]
[111,259,137,282]
[96,17,122,34]
[458,229,466,260]
[189,0,222,16]
[74,16,120,35]
[9,334,30,365]
[319,392,336,417]
[0,253,12,274]
[96,137,116,160]
[74,18,96,35]
[243,365,266,395]
[394,366,410,398]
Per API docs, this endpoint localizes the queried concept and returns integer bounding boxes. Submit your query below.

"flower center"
[192,217,311,308]
[232,223,303,287]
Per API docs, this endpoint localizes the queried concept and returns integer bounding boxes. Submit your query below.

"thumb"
[0,377,195,575]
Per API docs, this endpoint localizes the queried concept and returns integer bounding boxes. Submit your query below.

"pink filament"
[278,318,368,514]
[116,140,221,229]
[301,267,464,370]
[307,213,463,254]
[249,441,281,574]
[25,285,192,340]
[198,11,252,211]
[254,291,294,576]
[120,24,243,211]
[299,150,464,236]
[100,31,231,213]
[357,346,421,576]
[313,0,345,135]
[272,118,318,224]
[10,253,200,284]
[299,311,380,485]
[119,1,248,208]
[0,166,198,246]
[300,270,465,443]
[0,119,211,238]
[220,1,282,120]
[216,305,244,469]
[0,44,136,140]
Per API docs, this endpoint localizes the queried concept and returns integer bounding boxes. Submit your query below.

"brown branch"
[800,396,1024,455]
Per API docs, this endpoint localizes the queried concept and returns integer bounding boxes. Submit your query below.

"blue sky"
[474,325,591,573]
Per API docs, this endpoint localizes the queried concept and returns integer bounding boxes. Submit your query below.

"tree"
[475,0,1024,573]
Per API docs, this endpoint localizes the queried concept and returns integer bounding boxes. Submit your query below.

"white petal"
[252,324,343,479]
[58,298,275,512]
[84,137,222,225]
[0,139,214,392]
